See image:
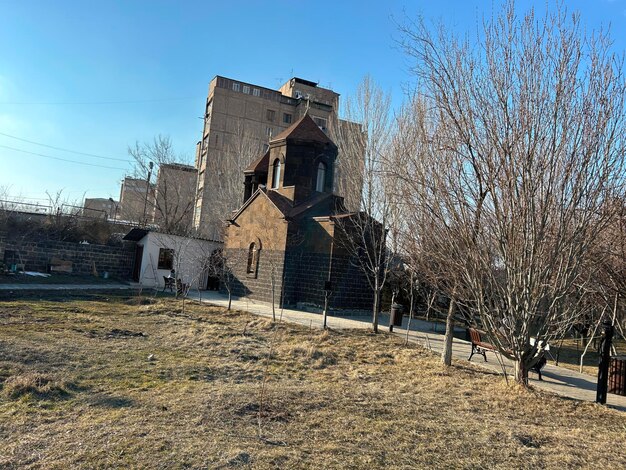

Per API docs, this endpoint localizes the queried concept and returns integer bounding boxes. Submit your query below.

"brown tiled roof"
[270,114,335,146]
[231,188,345,223]
[244,149,270,174]
[264,190,294,217]
[287,192,334,218]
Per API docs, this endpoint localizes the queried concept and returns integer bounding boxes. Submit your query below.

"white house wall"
[137,232,220,290]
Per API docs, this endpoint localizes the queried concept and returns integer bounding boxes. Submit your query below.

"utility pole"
[142,161,153,226]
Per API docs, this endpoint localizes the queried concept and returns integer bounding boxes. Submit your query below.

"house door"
[132,245,143,282]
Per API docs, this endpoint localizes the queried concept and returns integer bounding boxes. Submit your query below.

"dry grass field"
[1,295,625,469]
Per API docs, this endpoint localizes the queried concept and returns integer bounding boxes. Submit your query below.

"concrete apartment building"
[152,163,198,233]
[82,198,117,219]
[118,177,155,223]
[193,76,361,238]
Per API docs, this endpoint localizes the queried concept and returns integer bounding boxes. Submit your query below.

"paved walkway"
[189,290,626,412]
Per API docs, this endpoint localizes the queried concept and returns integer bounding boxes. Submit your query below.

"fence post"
[596,319,614,404]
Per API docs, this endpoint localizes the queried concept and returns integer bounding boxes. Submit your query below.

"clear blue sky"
[1,0,625,205]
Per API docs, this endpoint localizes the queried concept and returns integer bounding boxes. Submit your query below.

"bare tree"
[331,76,395,333]
[128,135,196,234]
[206,247,248,311]
[201,122,266,240]
[395,2,626,383]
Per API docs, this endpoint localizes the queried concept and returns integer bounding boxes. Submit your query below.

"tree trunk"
[271,274,276,322]
[405,275,414,345]
[372,283,380,333]
[323,291,329,329]
[441,298,456,366]
[227,289,232,311]
[514,360,529,386]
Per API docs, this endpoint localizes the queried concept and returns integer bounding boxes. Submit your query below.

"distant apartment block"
[118,177,154,223]
[83,197,117,219]
[152,163,198,233]
[193,76,362,237]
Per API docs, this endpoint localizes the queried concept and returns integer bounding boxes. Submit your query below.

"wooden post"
[596,319,614,404]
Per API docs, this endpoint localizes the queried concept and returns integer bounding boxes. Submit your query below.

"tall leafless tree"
[332,76,395,333]
[129,135,196,234]
[201,121,266,240]
[394,2,626,383]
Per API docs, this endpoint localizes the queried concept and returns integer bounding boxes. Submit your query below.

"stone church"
[223,114,375,311]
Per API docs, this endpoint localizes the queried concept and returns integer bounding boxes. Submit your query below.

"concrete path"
[189,290,626,412]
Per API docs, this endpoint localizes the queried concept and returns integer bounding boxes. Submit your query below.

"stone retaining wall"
[3,238,136,279]
[0,224,6,264]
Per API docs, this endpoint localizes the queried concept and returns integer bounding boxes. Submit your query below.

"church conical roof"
[270,114,335,146]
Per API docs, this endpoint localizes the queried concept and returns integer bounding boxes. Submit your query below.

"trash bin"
[609,356,626,396]
[390,304,404,327]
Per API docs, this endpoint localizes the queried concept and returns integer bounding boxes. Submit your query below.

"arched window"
[272,159,281,188]
[246,242,258,275]
[316,162,326,192]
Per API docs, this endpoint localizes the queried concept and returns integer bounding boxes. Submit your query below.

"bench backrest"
[468,328,482,344]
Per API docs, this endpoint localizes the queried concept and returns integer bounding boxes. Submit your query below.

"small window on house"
[158,248,174,270]
[316,162,326,192]
[242,85,250,94]
[272,158,281,188]
[283,113,292,124]
[247,242,259,275]
[232,82,240,92]
[266,109,275,122]
[266,127,273,137]
[253,88,260,97]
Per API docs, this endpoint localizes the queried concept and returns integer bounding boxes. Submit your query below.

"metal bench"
[468,327,547,380]
[163,276,175,292]
[467,327,497,362]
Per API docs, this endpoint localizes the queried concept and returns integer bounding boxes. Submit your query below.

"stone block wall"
[0,223,6,264]
[283,251,374,312]
[224,248,286,304]
[3,238,136,279]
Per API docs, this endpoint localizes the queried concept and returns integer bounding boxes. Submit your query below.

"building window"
[232,82,240,92]
[283,113,292,124]
[266,127,273,137]
[242,85,250,94]
[253,88,260,97]
[158,248,174,270]
[266,109,275,122]
[247,242,259,276]
[313,117,326,131]
[316,162,326,192]
[272,158,281,188]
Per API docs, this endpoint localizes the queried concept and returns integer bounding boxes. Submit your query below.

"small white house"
[123,229,222,290]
